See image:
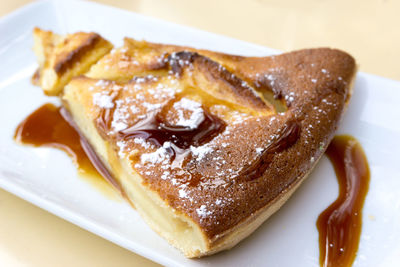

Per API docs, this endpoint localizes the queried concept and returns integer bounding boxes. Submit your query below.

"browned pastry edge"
[32,27,114,96]
[53,33,104,75]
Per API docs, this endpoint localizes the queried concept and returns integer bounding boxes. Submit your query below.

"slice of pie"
[32,29,356,257]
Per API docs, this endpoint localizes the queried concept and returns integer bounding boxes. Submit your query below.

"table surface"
[1,0,399,266]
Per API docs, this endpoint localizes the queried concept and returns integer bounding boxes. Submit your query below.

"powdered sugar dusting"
[196,205,212,218]
[116,140,127,157]
[140,142,172,165]
[190,144,212,161]
[173,98,205,129]
[178,188,188,198]
[111,100,129,131]
[93,92,114,108]
[133,137,152,149]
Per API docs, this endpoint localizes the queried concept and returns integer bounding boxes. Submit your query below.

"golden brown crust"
[67,40,356,240]
[53,33,104,75]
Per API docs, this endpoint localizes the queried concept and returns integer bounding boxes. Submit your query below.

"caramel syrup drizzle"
[14,103,99,177]
[14,103,120,197]
[317,135,370,267]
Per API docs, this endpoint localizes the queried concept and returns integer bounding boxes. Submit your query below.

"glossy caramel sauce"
[14,103,119,198]
[120,108,226,162]
[121,109,225,149]
[317,135,370,267]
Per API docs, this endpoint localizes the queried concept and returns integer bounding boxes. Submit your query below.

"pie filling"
[63,95,212,256]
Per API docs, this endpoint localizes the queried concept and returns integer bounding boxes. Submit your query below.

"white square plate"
[1,1,400,266]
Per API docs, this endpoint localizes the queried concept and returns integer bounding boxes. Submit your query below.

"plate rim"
[1,1,400,267]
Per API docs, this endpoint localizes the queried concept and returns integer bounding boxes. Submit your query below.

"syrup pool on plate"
[14,103,120,199]
[317,135,370,267]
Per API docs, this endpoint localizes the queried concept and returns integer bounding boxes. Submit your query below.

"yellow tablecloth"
[1,0,399,266]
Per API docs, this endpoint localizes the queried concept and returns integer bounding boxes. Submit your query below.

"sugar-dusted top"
[66,42,356,240]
